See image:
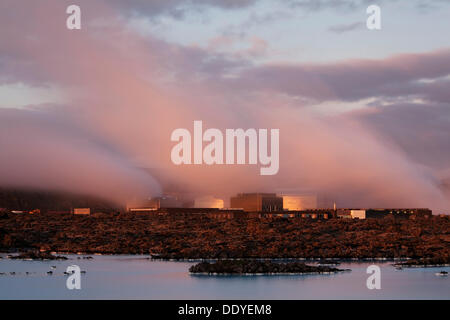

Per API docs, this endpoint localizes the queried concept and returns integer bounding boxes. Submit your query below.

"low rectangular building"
[337,208,432,219]
[262,209,335,219]
[282,194,317,210]
[350,210,366,219]
[365,208,432,218]
[128,207,157,213]
[194,196,224,209]
[230,193,283,212]
[73,208,90,215]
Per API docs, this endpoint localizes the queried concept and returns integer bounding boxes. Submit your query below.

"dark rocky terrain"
[189,260,346,274]
[0,212,449,264]
[394,256,450,267]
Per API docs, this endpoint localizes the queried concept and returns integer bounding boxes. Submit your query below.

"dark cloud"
[107,0,258,19]
[287,0,363,11]
[103,0,449,21]
[328,21,364,33]
[287,0,449,12]
[219,49,450,103]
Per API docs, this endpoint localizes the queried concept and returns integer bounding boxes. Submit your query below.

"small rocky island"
[189,260,348,275]
[394,256,450,268]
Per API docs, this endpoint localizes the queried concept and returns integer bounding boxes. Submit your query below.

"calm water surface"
[0,254,448,299]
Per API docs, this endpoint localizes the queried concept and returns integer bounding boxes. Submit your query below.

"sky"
[1,0,450,212]
[128,0,450,62]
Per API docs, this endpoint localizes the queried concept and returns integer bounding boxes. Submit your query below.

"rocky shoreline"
[189,260,349,275]
[8,251,67,260]
[393,256,450,268]
[2,252,439,267]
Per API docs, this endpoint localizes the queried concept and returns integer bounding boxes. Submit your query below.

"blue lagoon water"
[0,254,448,299]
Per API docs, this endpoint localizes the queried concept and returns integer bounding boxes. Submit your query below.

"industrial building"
[261,209,335,219]
[350,210,366,219]
[336,208,432,219]
[73,208,90,215]
[140,207,246,218]
[230,193,283,212]
[151,196,183,209]
[280,192,335,210]
[194,196,224,209]
[282,194,317,210]
[126,195,183,213]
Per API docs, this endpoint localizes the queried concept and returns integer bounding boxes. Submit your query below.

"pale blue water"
[0,254,448,299]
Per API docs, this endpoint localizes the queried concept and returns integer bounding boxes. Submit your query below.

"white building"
[350,210,366,219]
